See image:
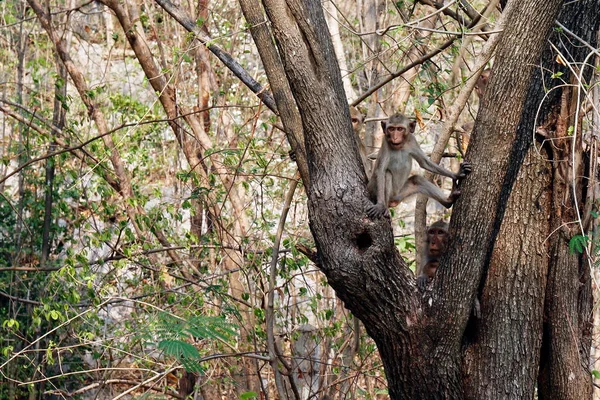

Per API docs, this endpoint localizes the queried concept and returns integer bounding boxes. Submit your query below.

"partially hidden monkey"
[366,113,472,219]
[475,68,491,99]
[416,220,481,318]
[417,220,448,291]
[350,106,372,177]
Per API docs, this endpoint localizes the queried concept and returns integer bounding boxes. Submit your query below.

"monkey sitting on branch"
[366,113,472,219]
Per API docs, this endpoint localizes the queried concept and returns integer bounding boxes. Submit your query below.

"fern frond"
[158,339,200,359]
[185,316,239,342]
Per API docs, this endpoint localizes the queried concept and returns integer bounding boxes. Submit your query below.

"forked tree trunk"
[241,0,598,397]
[247,0,569,398]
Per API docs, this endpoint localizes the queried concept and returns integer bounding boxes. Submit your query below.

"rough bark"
[418,0,564,396]
[259,1,424,398]
[463,148,552,399]
[464,1,599,398]
[537,2,600,393]
[253,0,568,397]
[237,0,310,186]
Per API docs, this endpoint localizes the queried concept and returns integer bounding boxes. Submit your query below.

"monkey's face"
[386,125,408,150]
[351,117,362,132]
[427,228,448,256]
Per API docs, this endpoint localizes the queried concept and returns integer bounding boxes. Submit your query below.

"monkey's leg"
[391,175,455,208]
[366,171,393,218]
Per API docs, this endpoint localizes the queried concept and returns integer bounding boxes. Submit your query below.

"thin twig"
[266,172,300,398]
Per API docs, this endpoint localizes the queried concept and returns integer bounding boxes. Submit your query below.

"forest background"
[0,0,599,399]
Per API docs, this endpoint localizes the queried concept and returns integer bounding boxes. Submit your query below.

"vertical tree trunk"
[464,1,598,398]
[538,3,598,398]
[251,0,570,397]
[463,148,552,399]
[419,0,563,395]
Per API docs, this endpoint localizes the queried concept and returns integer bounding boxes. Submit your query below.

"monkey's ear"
[409,120,416,133]
[381,121,387,131]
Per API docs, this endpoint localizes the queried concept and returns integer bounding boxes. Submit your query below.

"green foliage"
[154,313,239,372]
[424,81,448,106]
[568,235,589,254]
[158,340,202,372]
[395,235,416,253]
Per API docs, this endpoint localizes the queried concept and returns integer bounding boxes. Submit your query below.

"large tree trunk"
[243,0,599,397]
[251,0,567,398]
[537,4,598,397]
[463,1,599,398]
[462,148,552,399]
[408,0,564,395]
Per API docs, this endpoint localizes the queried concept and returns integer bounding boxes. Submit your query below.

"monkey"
[366,113,472,219]
[416,220,481,318]
[417,220,448,292]
[475,68,491,99]
[350,106,372,177]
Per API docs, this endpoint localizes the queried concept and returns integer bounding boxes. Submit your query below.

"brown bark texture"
[463,148,552,399]
[536,4,599,398]
[245,0,598,398]
[413,0,564,396]
[463,0,600,398]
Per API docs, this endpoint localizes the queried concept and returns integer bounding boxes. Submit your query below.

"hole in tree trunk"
[355,231,372,253]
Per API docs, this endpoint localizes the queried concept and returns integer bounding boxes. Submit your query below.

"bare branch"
[154,0,278,113]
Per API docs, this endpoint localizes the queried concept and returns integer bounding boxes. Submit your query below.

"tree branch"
[153,0,278,113]
[352,7,488,106]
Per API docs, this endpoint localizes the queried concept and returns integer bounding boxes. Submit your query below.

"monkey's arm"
[410,137,472,180]
[410,142,458,179]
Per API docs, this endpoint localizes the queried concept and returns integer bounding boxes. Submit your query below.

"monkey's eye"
[351,118,359,123]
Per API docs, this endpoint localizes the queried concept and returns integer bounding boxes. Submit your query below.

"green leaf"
[568,235,588,254]
[181,357,204,373]
[158,339,200,360]
[240,392,258,400]
[2,319,19,330]
[324,309,333,320]
[593,370,600,379]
